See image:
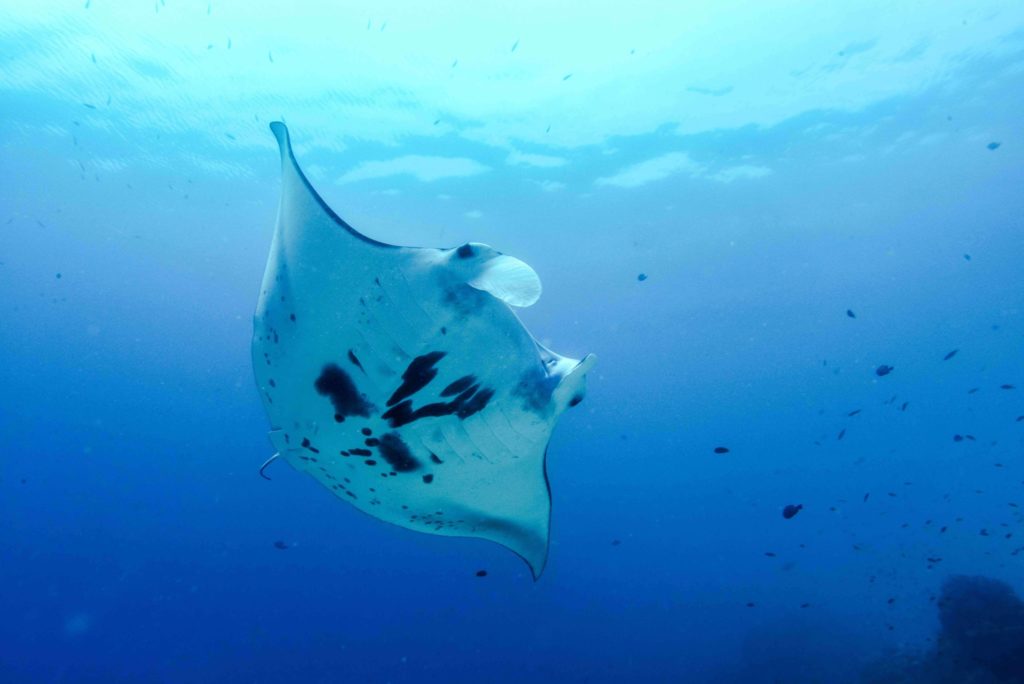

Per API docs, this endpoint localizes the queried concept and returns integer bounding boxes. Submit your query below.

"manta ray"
[252,122,594,578]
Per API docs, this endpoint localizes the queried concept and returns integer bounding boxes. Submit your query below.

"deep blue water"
[2,3,1024,682]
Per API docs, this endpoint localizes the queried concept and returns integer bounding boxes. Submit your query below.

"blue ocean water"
[2,2,1023,682]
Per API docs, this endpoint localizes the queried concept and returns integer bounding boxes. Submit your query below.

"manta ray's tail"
[258,453,280,480]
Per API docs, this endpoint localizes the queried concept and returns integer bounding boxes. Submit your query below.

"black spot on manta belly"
[377,432,421,472]
[441,375,477,397]
[315,363,375,419]
[381,382,494,428]
[456,243,475,258]
[387,351,447,407]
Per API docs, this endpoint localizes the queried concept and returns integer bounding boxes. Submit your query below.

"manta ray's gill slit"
[386,351,447,407]
[314,363,375,422]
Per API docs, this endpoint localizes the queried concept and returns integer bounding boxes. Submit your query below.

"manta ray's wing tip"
[269,121,291,154]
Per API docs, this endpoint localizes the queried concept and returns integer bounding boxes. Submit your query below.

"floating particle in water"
[562,73,572,81]
[1001,384,1015,390]
[837,429,846,440]
[863,493,870,503]
[56,273,61,279]
[782,504,803,519]
[963,253,971,261]
[510,39,519,53]
[847,409,861,416]
[713,446,729,454]
[637,273,647,282]
[987,142,1000,150]
[475,569,487,577]
[746,602,756,608]
[953,434,963,442]
[268,51,274,63]
[943,349,959,361]
[764,551,777,557]
[875,364,894,377]
[611,539,621,546]
[846,309,856,318]
[273,540,288,550]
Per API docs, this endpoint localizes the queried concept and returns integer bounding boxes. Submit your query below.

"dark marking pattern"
[441,375,476,397]
[382,382,494,429]
[377,432,421,472]
[315,364,374,419]
[387,352,447,407]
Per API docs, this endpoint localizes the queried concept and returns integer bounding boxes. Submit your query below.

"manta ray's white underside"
[252,122,594,578]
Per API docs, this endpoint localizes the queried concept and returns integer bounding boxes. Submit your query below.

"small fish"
[273,540,288,550]
[1001,384,1015,390]
[510,40,519,53]
[637,273,647,282]
[56,273,62,279]
[562,73,572,81]
[968,387,979,394]
[475,569,488,577]
[875,365,894,377]
[846,309,856,318]
[987,142,1000,150]
[83,103,96,110]
[611,539,621,546]
[837,429,846,440]
[764,551,776,557]
[963,253,971,261]
[782,504,803,520]
[943,349,958,361]
[746,602,756,608]
[863,493,870,503]
[268,50,274,63]
[225,133,236,140]
[800,602,811,608]
[713,446,729,454]
[847,409,861,416]
[900,402,909,411]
